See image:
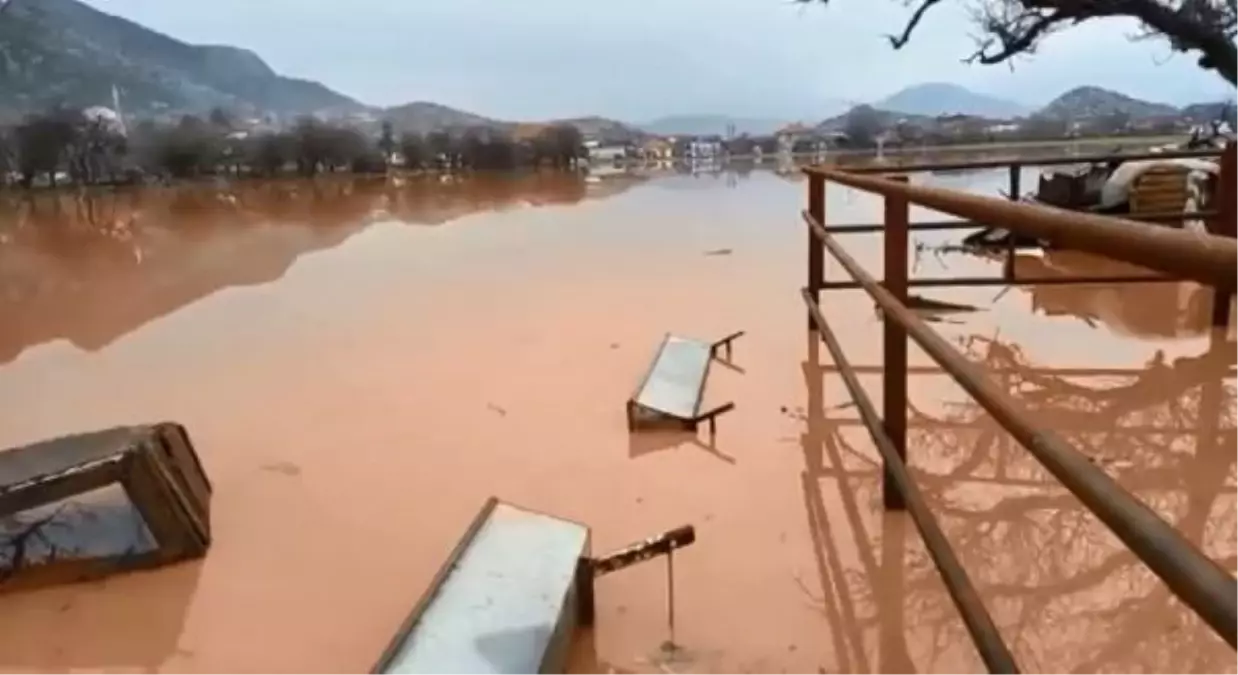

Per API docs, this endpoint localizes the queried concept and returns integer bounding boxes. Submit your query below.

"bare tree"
[399,132,426,170]
[533,124,584,168]
[378,120,396,166]
[14,109,79,187]
[208,107,235,130]
[247,131,294,177]
[843,105,886,147]
[800,0,1237,85]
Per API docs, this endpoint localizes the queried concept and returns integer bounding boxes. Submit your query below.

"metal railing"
[800,145,1238,673]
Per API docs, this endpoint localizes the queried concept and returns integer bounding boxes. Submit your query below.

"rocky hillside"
[1034,86,1179,120]
[559,116,645,142]
[383,102,504,135]
[640,115,792,137]
[1181,101,1235,123]
[0,0,363,116]
[875,83,1029,119]
[817,105,933,133]
[383,102,645,141]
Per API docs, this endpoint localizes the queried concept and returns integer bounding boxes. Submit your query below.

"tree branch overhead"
[798,0,1237,85]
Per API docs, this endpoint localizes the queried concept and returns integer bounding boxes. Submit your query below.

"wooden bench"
[373,498,694,674]
[0,423,212,594]
[627,331,745,435]
[1130,165,1191,216]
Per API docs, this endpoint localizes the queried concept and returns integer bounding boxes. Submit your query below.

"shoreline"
[0,132,1205,194]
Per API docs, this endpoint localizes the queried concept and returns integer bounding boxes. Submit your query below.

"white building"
[81,106,126,136]
[685,137,722,159]
[584,139,629,164]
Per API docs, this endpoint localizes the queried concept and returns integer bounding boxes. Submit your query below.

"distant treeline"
[0,107,588,188]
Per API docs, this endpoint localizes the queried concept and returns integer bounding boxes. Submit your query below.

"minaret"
[111,84,127,136]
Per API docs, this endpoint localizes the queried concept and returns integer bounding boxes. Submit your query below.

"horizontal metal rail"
[804,208,1238,647]
[826,211,1218,234]
[802,287,1020,673]
[837,147,1223,174]
[819,273,1173,290]
[821,418,1234,435]
[804,171,1237,289]
[809,364,1238,377]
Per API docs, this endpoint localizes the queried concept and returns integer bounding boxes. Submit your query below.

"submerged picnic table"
[373,498,694,674]
[627,331,744,435]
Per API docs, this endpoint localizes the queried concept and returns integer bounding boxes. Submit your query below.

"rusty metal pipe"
[818,273,1174,290]
[803,209,1238,647]
[803,288,1019,673]
[589,525,695,577]
[829,147,1221,175]
[804,171,1237,289]
[882,178,909,511]
[827,211,1218,235]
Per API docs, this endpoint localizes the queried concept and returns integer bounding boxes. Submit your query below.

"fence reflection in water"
[800,146,1238,672]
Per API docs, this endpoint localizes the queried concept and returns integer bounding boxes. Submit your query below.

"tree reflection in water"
[0,173,628,365]
[802,327,1235,673]
[1012,249,1234,341]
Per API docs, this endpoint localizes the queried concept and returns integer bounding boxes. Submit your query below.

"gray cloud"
[84,0,1234,120]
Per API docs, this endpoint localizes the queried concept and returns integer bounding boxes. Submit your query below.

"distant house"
[985,122,1021,135]
[583,138,630,163]
[932,114,990,140]
[684,135,723,159]
[1129,115,1189,135]
[775,123,812,154]
[641,138,673,160]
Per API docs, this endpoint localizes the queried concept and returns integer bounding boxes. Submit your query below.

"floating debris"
[372,498,696,675]
[0,423,212,594]
[906,294,983,312]
[628,332,743,437]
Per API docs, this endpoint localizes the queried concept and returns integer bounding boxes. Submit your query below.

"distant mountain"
[0,0,364,116]
[1180,100,1235,124]
[875,83,1030,119]
[559,116,646,142]
[382,103,646,141]
[1035,86,1179,120]
[382,101,504,135]
[639,115,792,137]
[817,105,933,132]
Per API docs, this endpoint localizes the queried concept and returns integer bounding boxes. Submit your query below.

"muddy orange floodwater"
[0,165,1234,673]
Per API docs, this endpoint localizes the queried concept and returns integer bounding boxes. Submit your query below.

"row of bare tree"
[0,109,588,188]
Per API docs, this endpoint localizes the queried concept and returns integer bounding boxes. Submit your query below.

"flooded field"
[0,164,1233,673]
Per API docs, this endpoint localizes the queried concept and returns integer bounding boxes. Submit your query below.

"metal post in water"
[808,173,826,331]
[1003,164,1021,281]
[1210,143,1235,327]
[666,550,676,646]
[882,176,909,511]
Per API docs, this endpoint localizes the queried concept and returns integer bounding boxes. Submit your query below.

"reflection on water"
[0,166,1232,673]
[0,174,634,364]
[805,329,1235,673]
[1012,249,1229,340]
[0,484,157,573]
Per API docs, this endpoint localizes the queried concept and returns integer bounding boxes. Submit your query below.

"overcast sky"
[82,0,1235,121]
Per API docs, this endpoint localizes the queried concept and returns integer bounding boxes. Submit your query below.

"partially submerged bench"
[627,331,745,435]
[373,498,695,674]
[0,423,212,593]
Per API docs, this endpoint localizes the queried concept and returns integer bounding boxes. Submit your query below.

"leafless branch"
[797,0,1237,85]
[887,0,947,47]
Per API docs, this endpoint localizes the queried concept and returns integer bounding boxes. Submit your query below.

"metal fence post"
[883,175,909,511]
[808,173,826,331]
[1003,164,1021,281]
[1210,143,1235,328]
